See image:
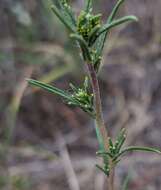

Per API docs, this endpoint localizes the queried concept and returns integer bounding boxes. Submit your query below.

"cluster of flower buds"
[51,0,138,71]
[96,128,160,176]
[90,49,102,71]
[77,11,101,42]
[27,78,94,117]
[68,77,94,116]
[61,0,68,6]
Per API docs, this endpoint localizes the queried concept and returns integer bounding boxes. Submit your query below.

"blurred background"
[0,0,161,189]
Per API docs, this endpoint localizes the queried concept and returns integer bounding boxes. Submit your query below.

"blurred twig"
[5,66,34,144]
[58,132,80,190]
[94,171,105,190]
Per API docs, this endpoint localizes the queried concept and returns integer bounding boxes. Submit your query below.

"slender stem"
[108,167,115,190]
[86,62,115,190]
[87,62,109,150]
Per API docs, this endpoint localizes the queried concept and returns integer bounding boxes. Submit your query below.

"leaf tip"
[70,33,75,38]
[130,15,139,22]
[26,78,31,82]
[156,149,161,154]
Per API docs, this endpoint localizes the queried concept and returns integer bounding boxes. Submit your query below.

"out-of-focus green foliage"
[11,176,31,190]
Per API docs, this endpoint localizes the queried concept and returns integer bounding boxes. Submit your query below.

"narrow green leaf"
[94,0,125,60]
[59,1,76,30]
[27,79,87,111]
[83,76,89,92]
[98,15,138,36]
[30,76,94,117]
[114,146,161,161]
[116,128,126,142]
[94,0,138,66]
[81,108,94,118]
[69,83,78,92]
[70,34,88,49]
[95,164,109,176]
[115,128,126,153]
[113,158,121,166]
[84,0,92,12]
[51,4,75,32]
[88,25,101,46]
[27,79,71,100]
[96,150,113,158]
[108,0,125,23]
[109,138,114,147]
[27,81,94,117]
[122,172,131,190]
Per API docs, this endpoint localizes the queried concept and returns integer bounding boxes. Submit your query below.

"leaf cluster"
[27,78,94,117]
[27,0,138,115]
[50,0,138,71]
[51,0,76,32]
[96,128,161,176]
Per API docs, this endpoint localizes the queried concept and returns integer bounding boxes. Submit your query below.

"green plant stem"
[86,62,114,190]
[87,62,108,150]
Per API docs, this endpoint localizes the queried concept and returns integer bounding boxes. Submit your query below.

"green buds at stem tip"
[27,78,95,117]
[96,128,161,176]
[49,0,138,72]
